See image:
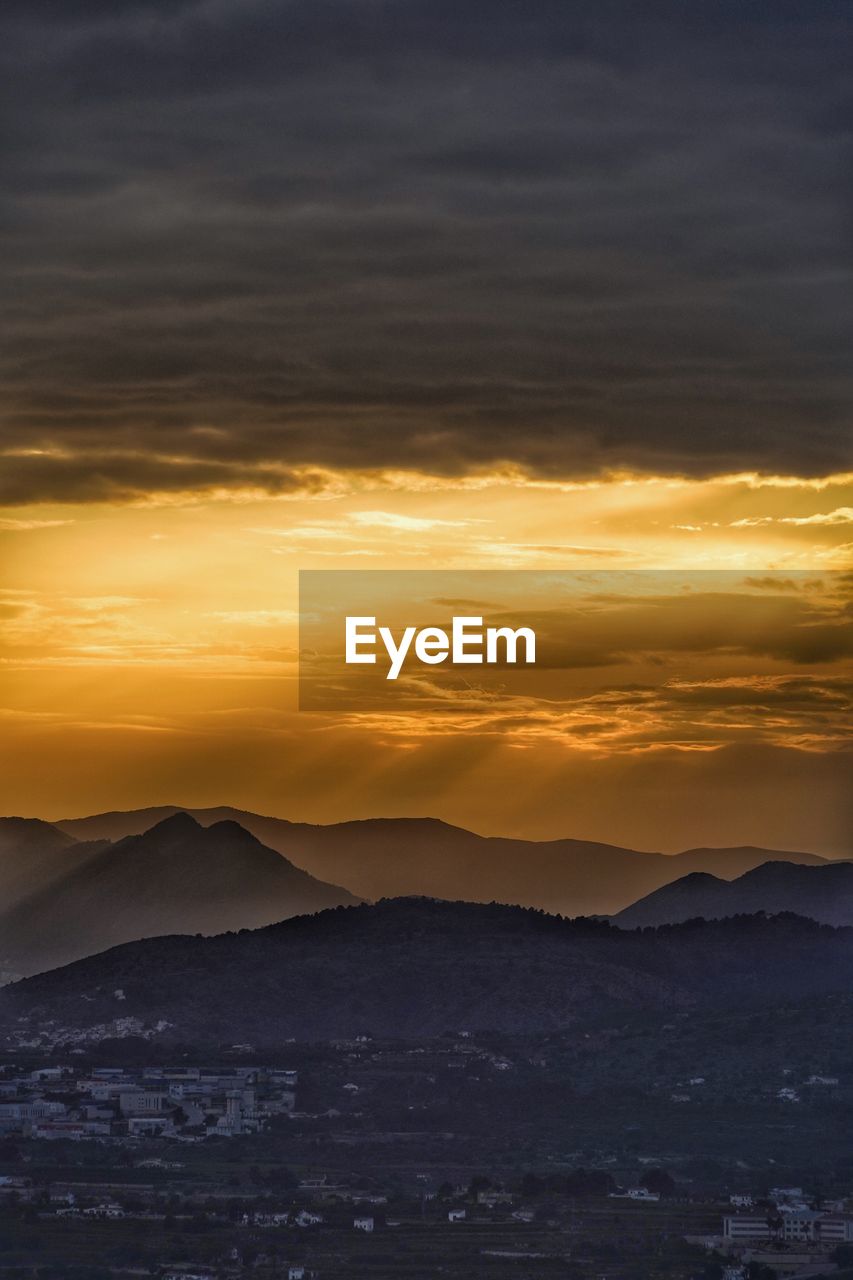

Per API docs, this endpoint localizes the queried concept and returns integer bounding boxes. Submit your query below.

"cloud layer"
[2,1,852,501]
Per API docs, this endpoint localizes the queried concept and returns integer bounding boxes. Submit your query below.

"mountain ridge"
[0,814,359,978]
[616,859,853,929]
[49,804,831,917]
[2,896,851,1045]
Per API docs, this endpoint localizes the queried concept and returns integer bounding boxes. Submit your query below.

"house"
[32,1122,104,1141]
[448,1209,466,1222]
[83,1203,124,1219]
[294,1209,323,1227]
[127,1116,176,1137]
[162,1272,215,1280]
[252,1210,289,1227]
[769,1186,803,1202]
[353,1215,374,1232]
[477,1190,513,1207]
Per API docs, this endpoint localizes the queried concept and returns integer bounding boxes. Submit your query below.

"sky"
[1,1,851,851]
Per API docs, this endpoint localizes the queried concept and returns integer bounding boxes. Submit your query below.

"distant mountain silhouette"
[1,898,851,1045]
[0,817,109,912]
[616,860,853,929]
[0,816,74,856]
[54,805,829,916]
[0,814,359,977]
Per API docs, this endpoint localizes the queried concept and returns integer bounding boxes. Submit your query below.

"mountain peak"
[616,859,853,930]
[0,810,360,976]
[207,818,261,841]
[140,811,202,840]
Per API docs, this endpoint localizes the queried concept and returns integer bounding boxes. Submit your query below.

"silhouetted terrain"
[3,807,839,981]
[54,805,828,916]
[0,816,109,912]
[2,897,852,1045]
[616,859,853,928]
[0,814,358,976]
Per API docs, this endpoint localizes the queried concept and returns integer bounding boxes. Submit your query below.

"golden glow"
[1,468,851,853]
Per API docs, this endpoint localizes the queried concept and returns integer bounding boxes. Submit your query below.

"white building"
[119,1090,169,1116]
[818,1217,853,1243]
[723,1216,773,1241]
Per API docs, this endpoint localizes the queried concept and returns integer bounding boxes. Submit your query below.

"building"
[118,1090,169,1116]
[724,1212,853,1245]
[781,1209,823,1241]
[817,1217,853,1243]
[723,1216,773,1241]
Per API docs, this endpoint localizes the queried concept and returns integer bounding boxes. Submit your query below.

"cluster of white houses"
[0,1064,296,1140]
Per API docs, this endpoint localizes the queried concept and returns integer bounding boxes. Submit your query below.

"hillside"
[54,805,829,916]
[0,813,359,977]
[616,859,853,929]
[2,897,851,1046]
[0,816,108,911]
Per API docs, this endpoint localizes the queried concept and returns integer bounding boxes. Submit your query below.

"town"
[0,1062,297,1142]
[1,1027,852,1279]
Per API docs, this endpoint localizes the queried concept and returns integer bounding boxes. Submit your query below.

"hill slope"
[0,814,359,977]
[54,805,829,916]
[1,897,851,1045]
[0,817,108,912]
[616,860,853,929]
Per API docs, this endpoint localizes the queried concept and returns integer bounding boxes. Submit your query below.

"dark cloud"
[300,583,853,719]
[1,1,852,500]
[525,592,853,667]
[742,576,821,592]
[0,451,323,505]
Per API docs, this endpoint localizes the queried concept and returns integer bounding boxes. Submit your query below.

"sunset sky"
[1,2,850,853]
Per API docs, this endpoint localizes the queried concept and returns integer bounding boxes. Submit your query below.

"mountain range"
[0,813,358,977]
[52,804,830,917]
[1,897,851,1045]
[0,816,104,910]
[616,859,853,929]
[0,806,844,981]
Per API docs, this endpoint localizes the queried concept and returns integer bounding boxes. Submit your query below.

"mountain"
[616,860,853,929]
[0,816,74,856]
[0,817,108,911]
[0,814,359,977]
[1,898,851,1046]
[54,805,830,916]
